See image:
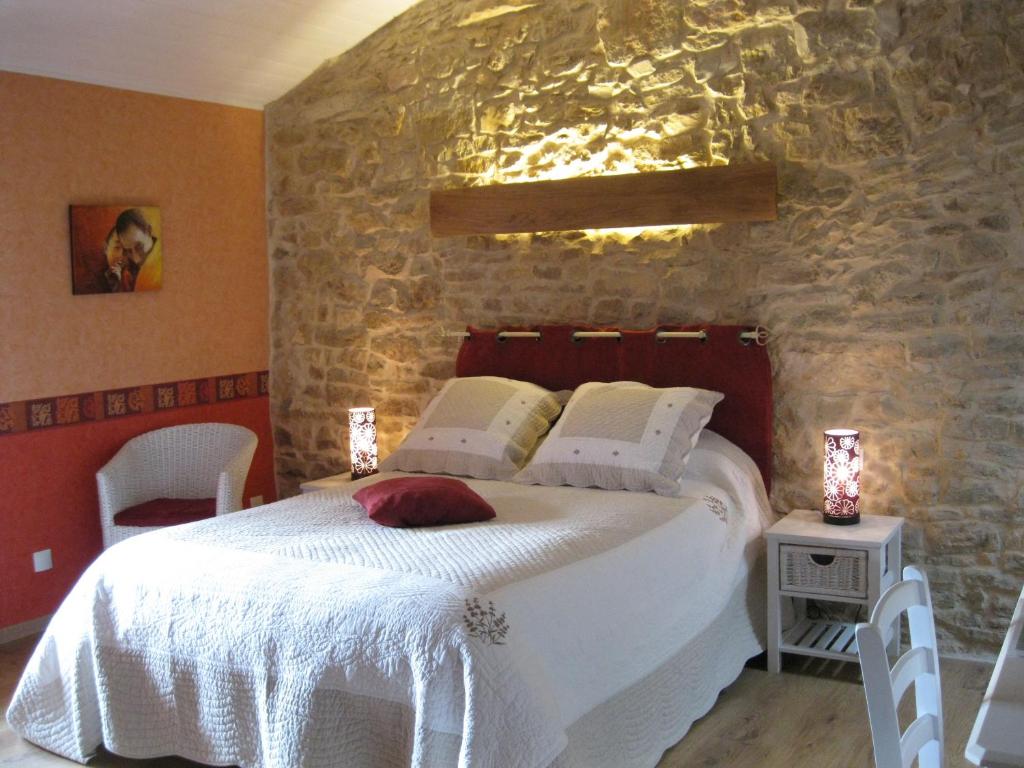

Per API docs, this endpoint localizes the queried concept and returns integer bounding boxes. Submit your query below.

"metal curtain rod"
[440,327,770,346]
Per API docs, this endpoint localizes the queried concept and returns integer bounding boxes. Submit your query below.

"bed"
[8,324,775,768]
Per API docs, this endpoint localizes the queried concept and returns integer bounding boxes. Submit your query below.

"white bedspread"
[7,431,772,768]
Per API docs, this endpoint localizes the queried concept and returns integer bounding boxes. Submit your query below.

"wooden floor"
[1,634,990,767]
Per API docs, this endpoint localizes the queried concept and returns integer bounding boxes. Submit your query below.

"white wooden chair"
[97,423,258,549]
[856,565,943,768]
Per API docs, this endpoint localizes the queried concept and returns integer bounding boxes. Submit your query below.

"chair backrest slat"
[870,578,927,641]
[889,645,933,708]
[901,714,942,768]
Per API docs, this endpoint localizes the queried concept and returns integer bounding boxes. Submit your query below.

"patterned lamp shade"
[348,407,378,480]
[823,428,861,525]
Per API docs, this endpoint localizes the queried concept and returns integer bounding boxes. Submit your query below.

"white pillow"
[514,381,723,496]
[380,376,562,480]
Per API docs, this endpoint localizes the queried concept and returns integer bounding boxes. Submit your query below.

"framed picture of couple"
[68,205,163,295]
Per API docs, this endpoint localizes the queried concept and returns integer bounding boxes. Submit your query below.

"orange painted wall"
[0,71,269,402]
[0,71,275,631]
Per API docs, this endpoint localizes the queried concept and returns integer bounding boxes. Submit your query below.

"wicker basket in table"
[779,544,868,598]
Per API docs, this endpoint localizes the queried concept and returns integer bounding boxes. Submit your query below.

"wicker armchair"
[97,423,258,549]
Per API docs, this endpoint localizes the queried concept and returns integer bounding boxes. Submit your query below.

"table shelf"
[780,618,859,663]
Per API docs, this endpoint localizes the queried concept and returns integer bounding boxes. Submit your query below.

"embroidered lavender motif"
[464,598,508,645]
[704,495,728,522]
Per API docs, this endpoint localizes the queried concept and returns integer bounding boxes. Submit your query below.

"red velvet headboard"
[455,324,773,493]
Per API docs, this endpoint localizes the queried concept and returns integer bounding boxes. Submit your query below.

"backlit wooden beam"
[430,162,777,236]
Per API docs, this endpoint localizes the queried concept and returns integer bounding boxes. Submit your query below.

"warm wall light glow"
[475,124,712,241]
[581,223,698,242]
[823,428,861,525]
[495,223,699,244]
[477,127,701,185]
[349,407,378,480]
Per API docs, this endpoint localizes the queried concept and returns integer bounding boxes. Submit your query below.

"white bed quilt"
[7,432,772,768]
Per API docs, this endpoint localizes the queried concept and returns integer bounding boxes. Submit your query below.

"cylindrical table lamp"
[349,407,378,480]
[823,428,860,525]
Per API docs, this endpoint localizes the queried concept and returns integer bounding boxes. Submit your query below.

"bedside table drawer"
[779,544,868,599]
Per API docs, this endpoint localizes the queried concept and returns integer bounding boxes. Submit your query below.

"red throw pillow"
[353,476,496,528]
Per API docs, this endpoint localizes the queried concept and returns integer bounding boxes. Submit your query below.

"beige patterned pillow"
[380,377,563,480]
[514,381,724,496]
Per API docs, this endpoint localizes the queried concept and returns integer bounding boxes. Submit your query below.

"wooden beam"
[429,162,777,236]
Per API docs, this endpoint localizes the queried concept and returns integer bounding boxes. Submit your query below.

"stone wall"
[266,0,1024,656]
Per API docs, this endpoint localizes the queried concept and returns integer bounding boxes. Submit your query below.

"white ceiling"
[0,0,420,109]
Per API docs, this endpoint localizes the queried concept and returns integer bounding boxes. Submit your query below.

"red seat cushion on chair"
[113,498,217,527]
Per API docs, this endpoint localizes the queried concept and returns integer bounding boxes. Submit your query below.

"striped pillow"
[514,381,723,496]
[380,377,562,480]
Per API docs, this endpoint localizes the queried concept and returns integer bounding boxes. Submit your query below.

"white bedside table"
[299,473,354,494]
[767,509,904,673]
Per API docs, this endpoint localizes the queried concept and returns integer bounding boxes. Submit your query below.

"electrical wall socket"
[33,549,53,573]
[249,495,264,507]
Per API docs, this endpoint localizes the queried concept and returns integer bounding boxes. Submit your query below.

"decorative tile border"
[0,370,268,438]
